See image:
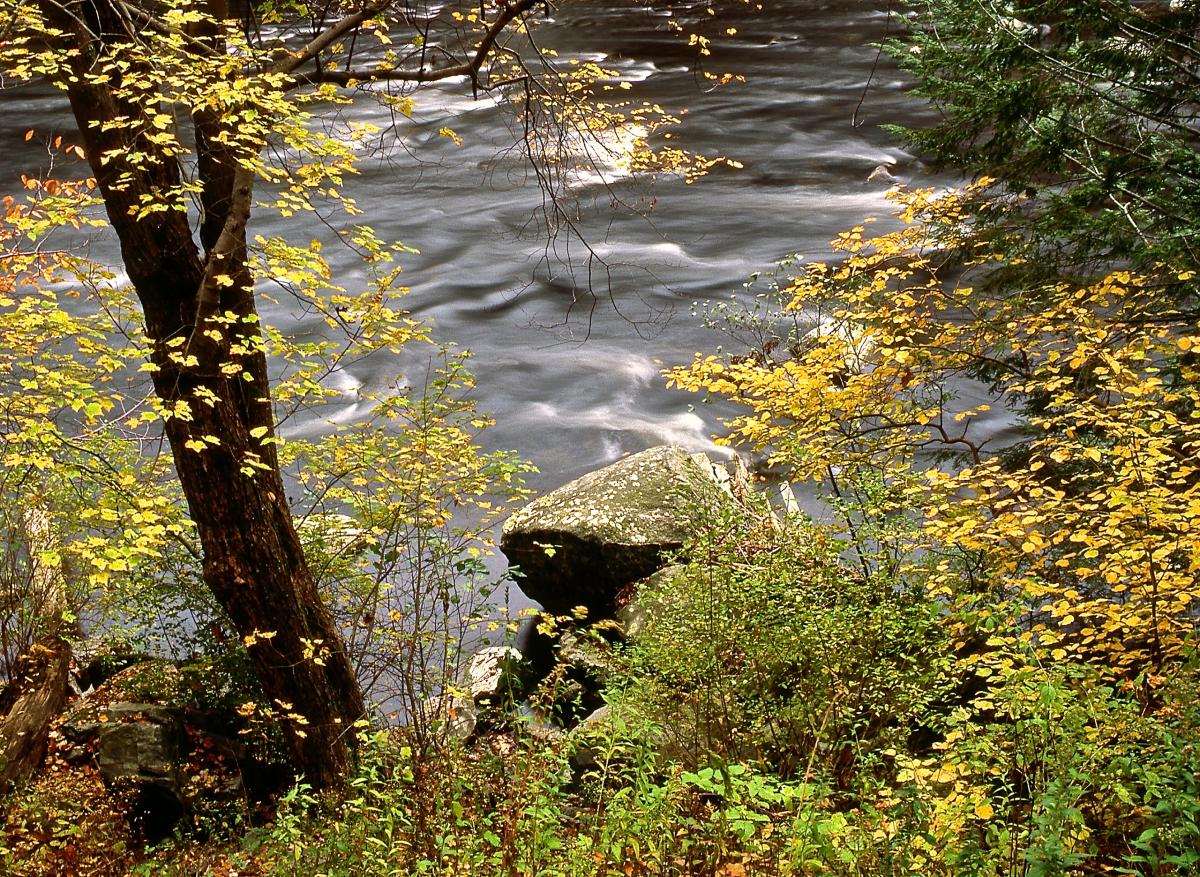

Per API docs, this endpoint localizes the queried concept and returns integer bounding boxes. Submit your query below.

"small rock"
[578,704,612,729]
[60,744,90,765]
[568,705,613,773]
[616,565,688,641]
[462,646,524,704]
[513,702,569,746]
[557,630,610,684]
[418,695,478,741]
[867,164,899,185]
[803,316,876,377]
[74,646,151,693]
[535,677,597,728]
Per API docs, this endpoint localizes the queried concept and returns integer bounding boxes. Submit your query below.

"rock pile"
[441,446,751,750]
[54,655,287,842]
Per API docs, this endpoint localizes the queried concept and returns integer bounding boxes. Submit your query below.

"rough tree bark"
[0,509,71,793]
[37,0,368,790]
[29,0,543,790]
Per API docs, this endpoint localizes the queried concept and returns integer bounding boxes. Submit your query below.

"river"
[0,0,1002,666]
[0,0,984,538]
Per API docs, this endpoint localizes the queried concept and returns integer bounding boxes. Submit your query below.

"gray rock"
[616,564,688,641]
[535,677,595,728]
[803,316,876,376]
[418,695,478,741]
[73,645,151,693]
[94,704,186,842]
[97,713,181,788]
[58,660,287,837]
[513,701,570,746]
[690,453,735,496]
[462,646,524,704]
[61,745,90,765]
[557,630,610,683]
[61,701,179,745]
[60,713,103,746]
[578,704,612,729]
[568,705,613,773]
[867,164,900,185]
[501,446,731,617]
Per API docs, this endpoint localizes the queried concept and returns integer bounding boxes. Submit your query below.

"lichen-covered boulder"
[501,446,731,617]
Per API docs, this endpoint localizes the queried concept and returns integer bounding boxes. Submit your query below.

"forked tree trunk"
[39,0,367,791]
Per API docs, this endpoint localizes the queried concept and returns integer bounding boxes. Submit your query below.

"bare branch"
[271,0,393,76]
[285,0,541,89]
[111,0,222,58]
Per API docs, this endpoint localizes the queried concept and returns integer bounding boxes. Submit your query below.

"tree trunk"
[0,509,71,794]
[39,0,367,791]
[0,641,70,794]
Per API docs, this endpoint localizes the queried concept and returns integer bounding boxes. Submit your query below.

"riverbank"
[4,442,1198,876]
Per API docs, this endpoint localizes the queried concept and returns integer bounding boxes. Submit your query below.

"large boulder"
[95,704,187,842]
[501,446,731,617]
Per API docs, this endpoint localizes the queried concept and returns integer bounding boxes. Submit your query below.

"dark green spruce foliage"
[891,0,1200,279]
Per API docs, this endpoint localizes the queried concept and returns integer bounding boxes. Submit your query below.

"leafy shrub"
[287,349,534,749]
[611,499,951,787]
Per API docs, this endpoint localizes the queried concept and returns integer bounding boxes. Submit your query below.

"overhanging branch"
[271,0,393,76]
[284,0,541,90]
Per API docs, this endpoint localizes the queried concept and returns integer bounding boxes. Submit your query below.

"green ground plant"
[608,497,950,786]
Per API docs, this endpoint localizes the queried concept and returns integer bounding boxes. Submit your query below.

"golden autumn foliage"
[2,0,748,788]
[670,181,1200,675]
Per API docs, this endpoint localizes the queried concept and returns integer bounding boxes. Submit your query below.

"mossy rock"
[501,446,732,617]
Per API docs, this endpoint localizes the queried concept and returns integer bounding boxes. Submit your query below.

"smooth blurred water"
[0,0,1016,521]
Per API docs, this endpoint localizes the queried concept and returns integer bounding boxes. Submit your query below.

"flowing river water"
[0,1,1012,584]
